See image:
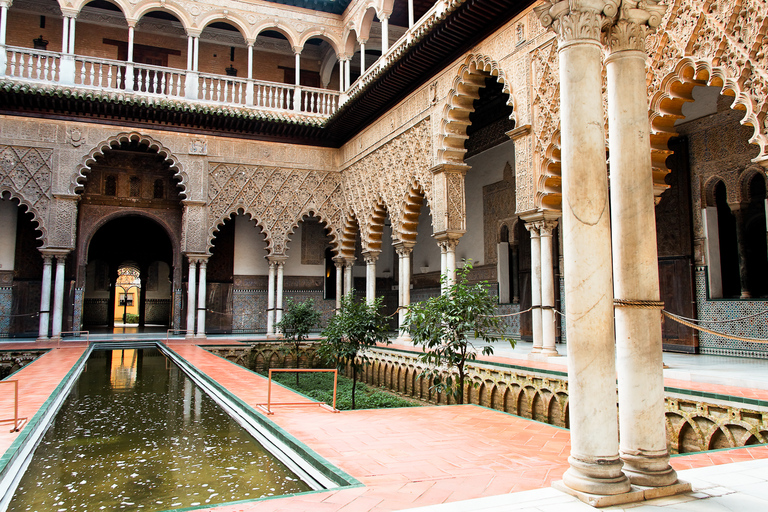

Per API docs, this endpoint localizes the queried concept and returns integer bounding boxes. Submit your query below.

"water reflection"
[8,348,310,511]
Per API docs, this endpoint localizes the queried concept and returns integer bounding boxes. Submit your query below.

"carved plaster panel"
[0,145,52,246]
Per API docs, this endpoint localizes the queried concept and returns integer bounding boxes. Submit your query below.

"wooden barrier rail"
[256,368,340,415]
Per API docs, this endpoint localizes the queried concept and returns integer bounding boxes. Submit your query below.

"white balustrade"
[300,86,339,115]
[5,47,60,82]
[198,72,248,106]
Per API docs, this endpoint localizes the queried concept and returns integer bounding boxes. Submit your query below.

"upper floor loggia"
[0,0,446,119]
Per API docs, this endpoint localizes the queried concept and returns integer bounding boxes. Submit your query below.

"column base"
[540,347,559,356]
[621,452,679,487]
[563,457,630,496]
[529,346,542,354]
[553,479,691,508]
[185,334,196,339]
[36,336,50,342]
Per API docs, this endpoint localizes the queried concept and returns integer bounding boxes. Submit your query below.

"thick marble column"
[37,253,53,340]
[395,243,413,341]
[536,0,630,495]
[186,257,197,338]
[196,258,207,338]
[266,260,276,335]
[606,11,677,487]
[525,222,543,353]
[539,220,558,356]
[51,254,67,339]
[364,251,379,304]
[275,260,285,324]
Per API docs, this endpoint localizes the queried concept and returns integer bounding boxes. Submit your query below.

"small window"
[129,177,141,197]
[119,293,134,306]
[104,175,117,196]
[153,179,164,199]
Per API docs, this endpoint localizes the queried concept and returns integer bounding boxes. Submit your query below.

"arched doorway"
[83,215,175,333]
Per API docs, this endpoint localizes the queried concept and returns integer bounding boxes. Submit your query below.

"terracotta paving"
[3,340,768,511]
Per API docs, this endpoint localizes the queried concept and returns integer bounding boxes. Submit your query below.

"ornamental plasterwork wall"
[0,144,52,247]
[342,118,432,251]
[206,164,346,256]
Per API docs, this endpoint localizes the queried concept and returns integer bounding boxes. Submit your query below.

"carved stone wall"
[0,145,52,246]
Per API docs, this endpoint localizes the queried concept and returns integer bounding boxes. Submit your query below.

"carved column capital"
[536,219,559,237]
[524,221,541,238]
[534,0,619,44]
[362,250,381,264]
[393,242,415,257]
[435,238,460,252]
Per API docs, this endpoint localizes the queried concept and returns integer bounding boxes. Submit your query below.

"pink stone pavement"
[2,340,768,512]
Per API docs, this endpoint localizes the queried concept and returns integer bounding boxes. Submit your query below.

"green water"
[8,348,311,511]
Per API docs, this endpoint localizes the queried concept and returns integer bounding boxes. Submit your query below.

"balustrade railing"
[5,46,60,82]
[199,72,248,105]
[253,80,294,111]
[300,86,339,115]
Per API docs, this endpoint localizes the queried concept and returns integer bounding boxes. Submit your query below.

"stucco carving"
[207,163,346,256]
[0,145,52,246]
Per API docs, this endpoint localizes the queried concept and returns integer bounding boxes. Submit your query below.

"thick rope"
[661,308,768,324]
[0,312,39,318]
[662,310,768,344]
[613,299,665,309]
[481,307,533,318]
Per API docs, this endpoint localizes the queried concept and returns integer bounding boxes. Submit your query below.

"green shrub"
[125,313,139,324]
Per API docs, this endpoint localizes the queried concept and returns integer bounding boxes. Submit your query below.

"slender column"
[275,260,285,324]
[539,220,558,356]
[607,9,677,487]
[511,243,520,303]
[266,261,276,335]
[247,43,254,79]
[730,205,751,298]
[343,259,354,297]
[186,36,194,70]
[408,0,414,27]
[294,50,301,86]
[344,59,350,90]
[37,254,53,340]
[359,40,366,73]
[127,26,135,62]
[439,242,447,294]
[525,222,543,353]
[0,5,8,45]
[536,1,630,495]
[61,16,69,54]
[185,257,197,337]
[196,258,207,338]
[364,251,379,304]
[381,16,389,54]
[124,23,135,92]
[395,243,414,341]
[334,259,343,311]
[51,254,67,339]
[338,55,345,91]
[444,240,458,287]
[68,16,76,54]
[193,36,199,71]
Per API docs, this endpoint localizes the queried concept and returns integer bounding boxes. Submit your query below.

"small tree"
[276,298,322,385]
[319,292,390,409]
[405,261,511,404]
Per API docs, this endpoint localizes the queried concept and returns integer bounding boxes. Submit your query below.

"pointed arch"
[73,132,188,198]
[438,54,515,165]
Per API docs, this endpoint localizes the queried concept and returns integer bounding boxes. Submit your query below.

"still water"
[8,348,311,511]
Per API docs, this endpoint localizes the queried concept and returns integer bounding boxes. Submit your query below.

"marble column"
[186,257,197,338]
[51,254,67,339]
[334,259,343,311]
[68,16,76,53]
[344,259,354,297]
[359,40,367,73]
[730,205,751,298]
[395,243,414,341]
[381,15,389,53]
[61,16,69,55]
[186,36,194,71]
[37,254,53,340]
[536,1,630,495]
[266,261,276,335]
[196,258,207,338]
[408,0,414,27]
[439,243,447,294]
[338,55,345,92]
[539,220,558,356]
[275,260,285,324]
[525,222,543,353]
[606,11,677,487]
[363,251,379,304]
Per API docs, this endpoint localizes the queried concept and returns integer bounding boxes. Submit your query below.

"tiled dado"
[695,268,768,359]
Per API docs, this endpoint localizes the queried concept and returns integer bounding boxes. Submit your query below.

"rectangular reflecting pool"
[7,348,312,511]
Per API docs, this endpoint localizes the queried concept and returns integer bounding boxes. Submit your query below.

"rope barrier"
[661,308,768,325]
[0,312,39,318]
[613,299,665,309]
[481,307,533,318]
[661,310,768,344]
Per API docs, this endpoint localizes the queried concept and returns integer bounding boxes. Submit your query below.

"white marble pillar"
[343,259,354,297]
[127,26,135,62]
[359,40,366,73]
[293,48,302,111]
[51,254,66,339]
[539,220,558,356]
[186,36,194,70]
[525,222,543,353]
[338,55,345,91]
[193,36,199,71]
[381,16,389,54]
[37,254,53,340]
[275,260,285,324]
[68,16,76,54]
[125,24,135,92]
[344,59,351,90]
[445,240,458,287]
[606,12,677,487]
[395,243,413,341]
[61,16,69,54]
[0,5,8,46]
[364,251,379,304]
[334,259,343,311]
[536,1,630,496]
[266,261,276,335]
[186,257,197,337]
[247,43,253,79]
[439,242,448,294]
[196,258,207,338]
[408,0,414,27]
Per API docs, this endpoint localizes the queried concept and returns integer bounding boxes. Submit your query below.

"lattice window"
[129,177,141,197]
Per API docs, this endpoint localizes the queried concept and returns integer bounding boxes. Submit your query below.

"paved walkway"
[2,337,768,511]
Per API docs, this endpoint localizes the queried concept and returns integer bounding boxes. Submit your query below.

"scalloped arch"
[739,165,767,204]
[536,131,562,210]
[207,210,270,256]
[71,132,188,197]
[337,211,358,258]
[438,54,515,165]
[283,208,343,257]
[362,196,390,252]
[397,180,429,244]
[0,188,48,247]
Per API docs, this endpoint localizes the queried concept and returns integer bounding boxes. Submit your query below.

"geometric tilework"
[695,268,768,359]
[232,289,336,333]
[0,287,12,337]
